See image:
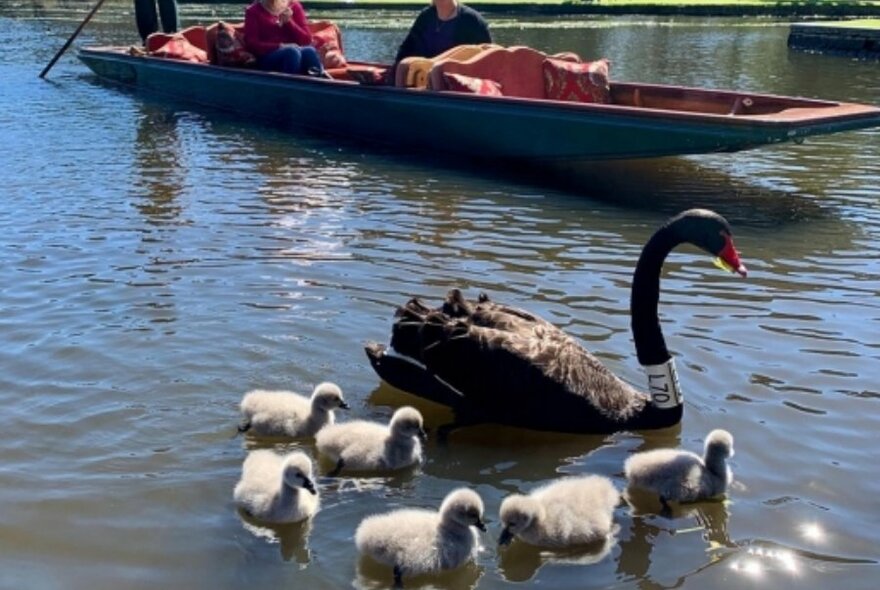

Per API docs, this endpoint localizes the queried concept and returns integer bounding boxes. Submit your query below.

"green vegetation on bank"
[810,16,880,25]
[590,0,880,5]
[297,0,880,17]
[305,0,880,6]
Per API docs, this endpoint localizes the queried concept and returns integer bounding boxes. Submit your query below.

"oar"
[39,0,110,79]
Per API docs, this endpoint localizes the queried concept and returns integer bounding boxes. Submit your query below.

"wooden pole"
[39,0,110,79]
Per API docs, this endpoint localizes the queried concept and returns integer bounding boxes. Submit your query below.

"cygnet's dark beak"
[339,401,350,410]
[417,427,428,441]
[498,527,514,546]
[302,478,317,495]
[474,518,487,532]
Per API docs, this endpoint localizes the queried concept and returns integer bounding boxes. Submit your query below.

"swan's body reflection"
[354,555,483,590]
[498,528,619,582]
[618,489,734,584]
[237,509,314,564]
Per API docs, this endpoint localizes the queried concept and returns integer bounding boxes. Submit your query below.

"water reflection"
[497,529,618,582]
[354,555,484,590]
[237,509,314,565]
[133,105,185,223]
[617,500,732,586]
[369,383,611,485]
[457,155,834,230]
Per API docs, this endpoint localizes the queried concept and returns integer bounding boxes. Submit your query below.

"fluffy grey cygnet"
[624,429,734,506]
[498,475,620,548]
[238,382,349,438]
[315,406,426,475]
[233,449,319,523]
[355,488,486,586]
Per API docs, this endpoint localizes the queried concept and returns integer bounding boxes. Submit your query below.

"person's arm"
[282,1,313,46]
[244,4,282,57]
[394,8,432,63]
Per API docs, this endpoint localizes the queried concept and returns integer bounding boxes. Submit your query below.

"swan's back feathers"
[355,491,482,576]
[390,290,648,427]
[239,385,344,437]
[624,447,729,502]
[355,509,442,573]
[240,389,313,436]
[314,410,423,472]
[503,476,619,547]
[315,420,387,460]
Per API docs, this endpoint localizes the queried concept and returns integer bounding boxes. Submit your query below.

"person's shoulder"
[458,4,488,21]
[245,2,262,15]
[415,5,437,19]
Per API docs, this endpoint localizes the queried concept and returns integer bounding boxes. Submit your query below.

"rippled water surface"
[1,2,879,589]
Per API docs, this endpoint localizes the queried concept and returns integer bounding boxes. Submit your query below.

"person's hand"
[278,6,293,24]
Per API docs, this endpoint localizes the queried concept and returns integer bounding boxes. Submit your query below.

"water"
[1,2,879,589]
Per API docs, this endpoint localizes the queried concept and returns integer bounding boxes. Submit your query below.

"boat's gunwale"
[78,46,880,131]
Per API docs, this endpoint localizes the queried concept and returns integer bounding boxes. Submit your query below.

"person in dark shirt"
[394,0,492,64]
[134,0,178,44]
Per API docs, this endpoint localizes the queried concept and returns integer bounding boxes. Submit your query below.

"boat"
[76,26,880,162]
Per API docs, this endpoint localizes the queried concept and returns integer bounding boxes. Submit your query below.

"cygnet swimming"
[315,406,426,475]
[355,487,486,586]
[238,382,349,438]
[498,475,619,548]
[233,449,319,523]
[624,429,734,506]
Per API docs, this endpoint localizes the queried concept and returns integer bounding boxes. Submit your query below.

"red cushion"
[215,21,255,67]
[542,58,610,103]
[149,34,209,63]
[442,72,503,96]
[309,21,347,68]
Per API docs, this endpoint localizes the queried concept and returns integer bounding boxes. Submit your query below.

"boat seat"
[201,20,346,69]
[146,26,208,54]
[428,45,549,98]
[395,43,499,89]
[428,45,610,103]
[145,26,209,63]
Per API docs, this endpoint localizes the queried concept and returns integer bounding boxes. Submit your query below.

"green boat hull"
[78,47,880,162]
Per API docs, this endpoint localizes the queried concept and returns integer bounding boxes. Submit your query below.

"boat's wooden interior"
[609,82,838,116]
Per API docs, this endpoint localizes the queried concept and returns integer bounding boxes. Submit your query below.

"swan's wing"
[390,291,646,426]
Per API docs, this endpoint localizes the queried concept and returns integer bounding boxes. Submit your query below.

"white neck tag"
[643,359,683,409]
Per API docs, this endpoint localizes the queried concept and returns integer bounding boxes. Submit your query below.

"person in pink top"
[244,0,327,76]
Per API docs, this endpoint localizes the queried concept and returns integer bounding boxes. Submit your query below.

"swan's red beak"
[715,234,747,277]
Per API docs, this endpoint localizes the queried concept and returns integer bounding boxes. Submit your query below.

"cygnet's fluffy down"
[624,429,734,504]
[498,475,619,548]
[315,406,426,474]
[233,449,319,523]
[355,488,486,585]
[239,382,349,438]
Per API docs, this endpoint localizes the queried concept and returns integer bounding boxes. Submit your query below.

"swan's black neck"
[630,220,683,367]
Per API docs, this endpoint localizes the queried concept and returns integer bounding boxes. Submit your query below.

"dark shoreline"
[180,1,880,18]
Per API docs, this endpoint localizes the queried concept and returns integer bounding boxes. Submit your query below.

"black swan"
[364,209,747,434]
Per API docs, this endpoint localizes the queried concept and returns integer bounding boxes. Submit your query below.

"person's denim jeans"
[257,46,322,75]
